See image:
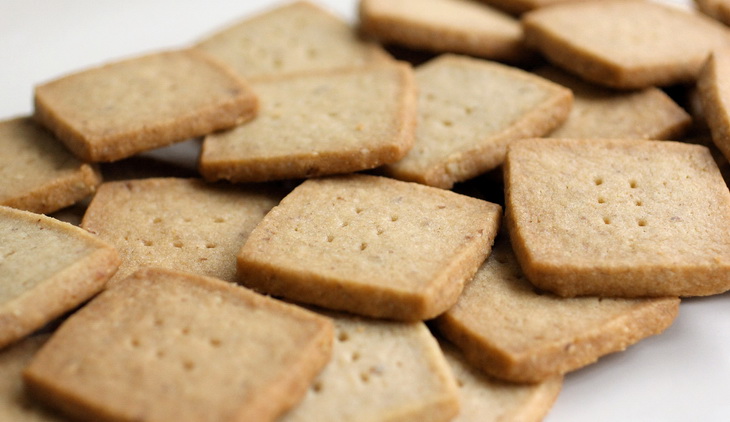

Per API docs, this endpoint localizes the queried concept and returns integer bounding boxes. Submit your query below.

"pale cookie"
[440,341,562,422]
[0,117,101,214]
[281,311,459,422]
[522,0,730,89]
[34,49,257,162]
[196,1,390,80]
[698,49,730,164]
[23,267,334,422]
[0,335,64,422]
[536,67,691,140]
[237,174,501,321]
[199,63,417,183]
[435,235,680,383]
[358,0,531,63]
[382,54,572,189]
[0,206,119,350]
[81,178,284,285]
[505,138,730,297]
[696,0,730,25]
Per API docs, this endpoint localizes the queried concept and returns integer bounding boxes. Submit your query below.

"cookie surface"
[199,63,416,183]
[435,235,680,383]
[0,117,101,214]
[382,54,571,189]
[81,178,284,285]
[505,138,730,297]
[698,49,730,164]
[358,0,530,62]
[196,1,389,80]
[536,67,691,140]
[23,267,334,422]
[523,0,730,89]
[237,174,502,321]
[34,49,257,162]
[0,206,119,350]
[282,312,459,422]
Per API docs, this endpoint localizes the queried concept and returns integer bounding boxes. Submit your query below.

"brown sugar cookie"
[382,54,572,189]
[698,49,730,164]
[505,138,730,297]
[536,67,691,140]
[199,63,416,183]
[281,312,459,422]
[196,1,390,80]
[34,49,257,162]
[0,206,119,350]
[358,0,531,63]
[522,0,730,89]
[0,117,101,214]
[696,0,730,25]
[81,178,285,285]
[23,267,334,422]
[434,235,680,383]
[237,174,502,321]
[440,341,562,422]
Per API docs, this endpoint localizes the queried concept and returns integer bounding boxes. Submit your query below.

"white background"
[1,1,728,421]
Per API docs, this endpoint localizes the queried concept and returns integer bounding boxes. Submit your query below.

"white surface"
[1,1,728,421]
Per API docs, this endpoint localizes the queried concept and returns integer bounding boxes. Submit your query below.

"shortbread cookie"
[23,267,334,422]
[81,178,284,284]
[34,49,257,162]
[199,63,416,183]
[358,0,530,63]
[196,1,390,80]
[0,206,119,350]
[237,174,501,321]
[523,0,730,89]
[536,67,691,140]
[435,235,680,383]
[505,138,730,297]
[698,49,730,164]
[281,312,459,422]
[696,0,730,25]
[0,117,101,214]
[0,335,64,422]
[382,54,572,189]
[440,341,562,422]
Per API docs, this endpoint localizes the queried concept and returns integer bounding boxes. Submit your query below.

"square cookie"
[23,267,334,422]
[199,63,417,183]
[281,311,459,422]
[34,49,257,162]
[522,0,730,89]
[505,138,730,297]
[382,54,572,189]
[195,1,390,80]
[0,206,119,350]
[237,174,502,321]
[358,0,530,63]
[0,117,101,214]
[435,235,680,383]
[81,178,285,285]
[698,49,730,164]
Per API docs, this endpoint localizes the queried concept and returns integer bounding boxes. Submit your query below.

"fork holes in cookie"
[594,177,603,186]
[173,241,184,248]
[603,217,611,225]
[629,180,638,189]
[360,242,368,251]
[597,197,606,204]
[637,219,647,227]
[337,331,349,342]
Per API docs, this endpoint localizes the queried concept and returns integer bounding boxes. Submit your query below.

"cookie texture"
[536,67,691,140]
[523,0,730,89]
[81,178,284,285]
[698,49,730,164]
[196,1,390,80]
[505,138,730,297]
[435,235,680,383]
[237,174,502,321]
[0,117,101,214]
[23,267,334,422]
[282,311,459,422]
[34,49,257,162]
[0,206,119,350]
[358,0,530,63]
[382,54,572,189]
[199,63,417,183]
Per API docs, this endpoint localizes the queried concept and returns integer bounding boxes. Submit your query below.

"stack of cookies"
[2,0,729,421]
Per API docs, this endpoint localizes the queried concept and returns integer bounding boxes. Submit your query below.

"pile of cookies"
[2,0,730,421]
